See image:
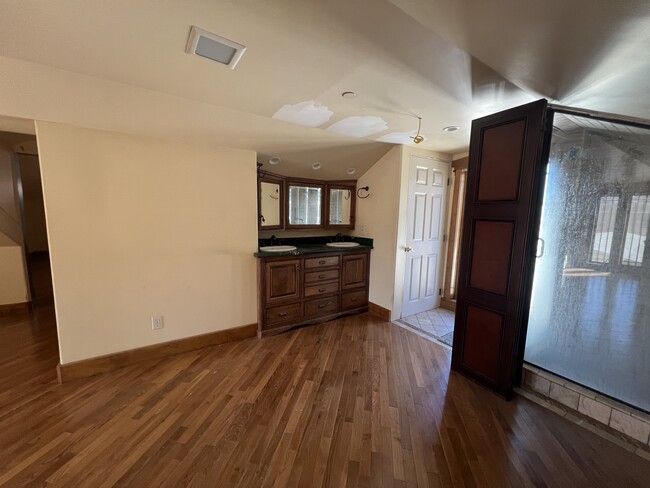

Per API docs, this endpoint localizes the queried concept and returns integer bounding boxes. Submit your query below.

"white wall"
[352,146,401,311]
[36,122,258,364]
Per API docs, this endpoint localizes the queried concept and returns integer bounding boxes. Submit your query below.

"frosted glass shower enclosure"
[524,111,650,412]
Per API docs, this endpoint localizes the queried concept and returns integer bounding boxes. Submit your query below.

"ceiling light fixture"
[443,125,460,132]
[186,26,247,69]
[312,162,322,170]
[411,117,424,144]
[346,168,356,175]
[268,156,281,165]
[341,91,357,99]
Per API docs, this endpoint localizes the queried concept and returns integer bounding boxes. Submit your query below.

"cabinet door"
[265,259,301,303]
[341,253,368,290]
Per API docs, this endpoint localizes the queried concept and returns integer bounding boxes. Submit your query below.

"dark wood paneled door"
[341,253,368,290]
[265,259,301,303]
[451,99,551,399]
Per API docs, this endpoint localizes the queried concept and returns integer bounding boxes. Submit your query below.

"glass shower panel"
[524,113,650,412]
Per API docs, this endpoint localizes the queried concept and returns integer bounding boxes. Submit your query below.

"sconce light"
[357,186,371,199]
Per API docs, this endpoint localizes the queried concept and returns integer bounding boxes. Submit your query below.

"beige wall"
[0,146,30,305]
[0,237,29,305]
[351,146,401,311]
[36,122,258,364]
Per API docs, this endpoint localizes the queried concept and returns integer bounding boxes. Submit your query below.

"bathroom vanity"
[255,239,372,337]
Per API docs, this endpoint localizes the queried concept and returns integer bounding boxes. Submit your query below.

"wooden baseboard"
[440,298,456,312]
[0,301,31,318]
[57,323,257,383]
[368,302,391,321]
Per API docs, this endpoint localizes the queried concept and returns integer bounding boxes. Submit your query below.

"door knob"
[405,246,413,253]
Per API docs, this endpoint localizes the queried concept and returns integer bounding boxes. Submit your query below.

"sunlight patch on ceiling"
[272,100,333,127]
[326,116,389,138]
[376,130,420,144]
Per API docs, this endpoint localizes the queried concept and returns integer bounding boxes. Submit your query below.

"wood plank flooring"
[1,307,649,487]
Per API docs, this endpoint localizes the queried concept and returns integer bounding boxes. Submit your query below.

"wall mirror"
[258,177,283,230]
[328,186,355,228]
[286,182,324,228]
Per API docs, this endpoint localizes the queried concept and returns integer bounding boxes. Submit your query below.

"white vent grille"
[186,26,246,69]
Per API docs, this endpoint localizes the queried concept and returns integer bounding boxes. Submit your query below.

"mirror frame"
[258,174,284,231]
[285,178,326,230]
[326,181,356,230]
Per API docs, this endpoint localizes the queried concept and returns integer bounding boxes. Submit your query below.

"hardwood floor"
[1,308,649,487]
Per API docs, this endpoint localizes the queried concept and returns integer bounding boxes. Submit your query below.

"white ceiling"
[0,0,647,178]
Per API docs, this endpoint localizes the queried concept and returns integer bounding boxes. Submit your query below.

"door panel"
[265,260,301,303]
[341,253,368,290]
[402,156,448,317]
[452,99,550,398]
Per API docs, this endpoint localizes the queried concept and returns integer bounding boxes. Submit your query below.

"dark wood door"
[265,259,301,303]
[451,99,551,399]
[341,253,368,290]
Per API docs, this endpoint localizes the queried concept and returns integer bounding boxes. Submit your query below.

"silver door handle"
[536,238,545,258]
[405,246,413,253]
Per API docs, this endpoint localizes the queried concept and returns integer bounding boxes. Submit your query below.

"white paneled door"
[402,155,448,317]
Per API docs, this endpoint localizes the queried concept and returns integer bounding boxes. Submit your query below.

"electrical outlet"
[151,315,164,330]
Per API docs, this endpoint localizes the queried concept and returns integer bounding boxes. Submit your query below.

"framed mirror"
[286,181,324,229]
[258,176,283,230]
[327,183,356,229]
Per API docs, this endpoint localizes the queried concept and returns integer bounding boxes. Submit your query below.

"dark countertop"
[254,236,373,258]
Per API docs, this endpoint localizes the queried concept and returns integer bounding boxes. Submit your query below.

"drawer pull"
[318,274,326,278]
[318,302,331,309]
[319,260,326,265]
[351,297,357,302]
[318,288,326,292]
[278,312,289,317]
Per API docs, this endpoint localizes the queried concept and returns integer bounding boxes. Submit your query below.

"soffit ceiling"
[0,0,647,178]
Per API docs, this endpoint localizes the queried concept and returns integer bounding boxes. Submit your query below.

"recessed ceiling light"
[268,156,281,165]
[341,91,357,99]
[346,168,356,175]
[443,126,460,132]
[312,162,322,170]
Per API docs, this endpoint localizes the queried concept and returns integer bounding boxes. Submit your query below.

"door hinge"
[438,288,442,296]
[447,177,450,186]
[443,234,447,243]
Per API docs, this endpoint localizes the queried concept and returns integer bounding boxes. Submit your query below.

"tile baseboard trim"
[520,364,650,457]
[57,323,258,383]
[368,302,391,321]
[0,301,31,318]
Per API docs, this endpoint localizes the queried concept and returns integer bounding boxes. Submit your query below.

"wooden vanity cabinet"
[257,250,370,337]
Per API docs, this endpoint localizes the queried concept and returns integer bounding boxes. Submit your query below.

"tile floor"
[395,307,455,346]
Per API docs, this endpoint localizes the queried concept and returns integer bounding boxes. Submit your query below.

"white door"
[402,155,448,317]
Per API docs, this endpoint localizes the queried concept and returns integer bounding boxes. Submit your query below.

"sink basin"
[259,245,297,252]
[326,242,361,248]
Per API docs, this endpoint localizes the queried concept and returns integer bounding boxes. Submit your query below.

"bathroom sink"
[326,242,361,248]
[259,245,297,252]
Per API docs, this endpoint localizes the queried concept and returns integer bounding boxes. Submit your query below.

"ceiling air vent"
[186,26,246,69]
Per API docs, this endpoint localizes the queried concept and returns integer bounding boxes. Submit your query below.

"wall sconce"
[357,186,371,199]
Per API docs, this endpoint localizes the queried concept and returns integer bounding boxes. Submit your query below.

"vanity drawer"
[304,296,339,317]
[304,282,339,298]
[341,290,367,310]
[265,303,301,328]
[304,269,339,284]
[304,255,340,269]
